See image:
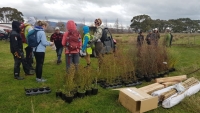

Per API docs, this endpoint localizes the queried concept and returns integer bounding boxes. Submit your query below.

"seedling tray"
[25,87,51,96]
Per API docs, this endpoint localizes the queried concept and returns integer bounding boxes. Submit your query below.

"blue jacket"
[33,26,51,52]
[82,26,89,51]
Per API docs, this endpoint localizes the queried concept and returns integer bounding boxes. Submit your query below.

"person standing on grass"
[10,21,34,80]
[146,30,152,45]
[89,18,103,70]
[25,17,36,70]
[62,20,82,72]
[163,27,171,47]
[169,31,173,47]
[33,21,54,82]
[50,27,63,64]
[152,28,160,46]
[137,31,144,47]
[82,25,92,68]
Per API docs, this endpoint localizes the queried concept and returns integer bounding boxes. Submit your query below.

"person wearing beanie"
[23,17,37,70]
[89,18,103,69]
[10,21,34,80]
[82,25,92,68]
[50,27,64,64]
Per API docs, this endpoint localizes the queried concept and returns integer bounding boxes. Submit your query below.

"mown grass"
[1,33,200,113]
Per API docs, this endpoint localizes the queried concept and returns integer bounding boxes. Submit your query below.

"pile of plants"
[55,66,99,103]
[98,42,142,89]
[98,39,178,89]
[135,42,178,82]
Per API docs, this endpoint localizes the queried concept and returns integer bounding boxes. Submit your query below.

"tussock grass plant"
[64,66,75,96]
[136,42,170,79]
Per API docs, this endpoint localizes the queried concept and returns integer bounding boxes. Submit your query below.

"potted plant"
[91,68,100,95]
[84,67,93,96]
[64,66,76,103]
[55,72,62,98]
[76,66,86,98]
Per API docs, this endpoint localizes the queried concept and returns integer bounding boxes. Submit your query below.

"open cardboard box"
[118,87,158,113]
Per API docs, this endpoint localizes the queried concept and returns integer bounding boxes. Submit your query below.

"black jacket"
[10,21,23,54]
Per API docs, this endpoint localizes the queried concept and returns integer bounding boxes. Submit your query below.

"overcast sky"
[1,0,200,27]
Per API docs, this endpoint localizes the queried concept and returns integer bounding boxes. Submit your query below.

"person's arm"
[79,34,82,48]
[10,34,21,58]
[39,31,51,46]
[62,32,68,47]
[91,27,102,42]
[50,34,54,42]
[82,36,89,52]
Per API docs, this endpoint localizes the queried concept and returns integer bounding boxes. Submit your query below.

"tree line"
[1,7,200,33]
[130,14,200,33]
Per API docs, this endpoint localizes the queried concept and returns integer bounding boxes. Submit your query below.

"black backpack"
[100,28,108,43]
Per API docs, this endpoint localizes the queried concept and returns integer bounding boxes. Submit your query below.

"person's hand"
[14,52,21,58]
[50,42,54,46]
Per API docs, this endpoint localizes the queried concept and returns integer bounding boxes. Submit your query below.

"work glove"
[79,50,86,57]
[14,52,21,58]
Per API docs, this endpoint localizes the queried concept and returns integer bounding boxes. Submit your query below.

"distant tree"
[130,14,152,32]
[0,7,24,23]
[56,21,65,31]
[120,23,123,33]
[114,18,119,33]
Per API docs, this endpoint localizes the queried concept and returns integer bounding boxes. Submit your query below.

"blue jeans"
[56,47,63,61]
[65,53,79,72]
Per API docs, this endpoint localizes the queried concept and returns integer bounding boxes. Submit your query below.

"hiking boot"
[14,76,24,80]
[36,78,47,82]
[57,60,62,65]
[84,63,91,68]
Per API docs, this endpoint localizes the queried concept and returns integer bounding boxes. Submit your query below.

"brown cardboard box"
[119,87,158,113]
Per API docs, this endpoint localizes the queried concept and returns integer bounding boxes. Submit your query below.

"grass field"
[1,33,200,113]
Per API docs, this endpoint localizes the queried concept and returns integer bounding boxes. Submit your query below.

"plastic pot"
[77,91,86,98]
[158,73,165,77]
[92,88,98,95]
[61,93,66,100]
[169,68,176,72]
[33,88,38,92]
[56,91,62,98]
[65,95,73,103]
[85,89,92,96]
[44,87,50,91]
[144,76,152,82]
[39,88,44,91]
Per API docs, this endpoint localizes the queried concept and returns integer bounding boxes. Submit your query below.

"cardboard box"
[118,87,158,113]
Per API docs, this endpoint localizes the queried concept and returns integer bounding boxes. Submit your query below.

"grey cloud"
[1,0,200,26]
